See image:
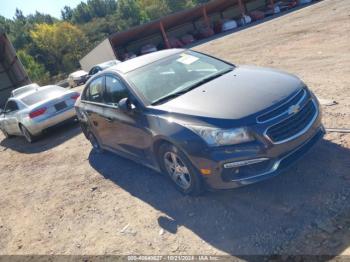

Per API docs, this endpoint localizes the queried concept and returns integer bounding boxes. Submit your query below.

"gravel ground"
[0,0,349,257]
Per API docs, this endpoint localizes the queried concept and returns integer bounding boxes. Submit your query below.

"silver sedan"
[0,85,80,143]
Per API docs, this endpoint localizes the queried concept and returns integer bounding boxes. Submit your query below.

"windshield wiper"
[151,89,190,105]
[151,67,233,105]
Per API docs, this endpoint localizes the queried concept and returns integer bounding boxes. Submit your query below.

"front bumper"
[203,126,324,189]
[186,98,324,190]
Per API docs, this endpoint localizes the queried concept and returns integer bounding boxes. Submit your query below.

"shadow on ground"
[0,120,81,154]
[89,138,350,256]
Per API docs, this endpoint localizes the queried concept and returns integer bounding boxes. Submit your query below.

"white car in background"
[87,60,120,78]
[0,85,80,143]
[68,70,88,88]
[11,83,40,97]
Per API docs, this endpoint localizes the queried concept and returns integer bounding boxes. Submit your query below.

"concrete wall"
[79,38,117,72]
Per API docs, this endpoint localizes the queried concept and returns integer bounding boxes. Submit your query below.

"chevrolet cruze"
[75,49,324,195]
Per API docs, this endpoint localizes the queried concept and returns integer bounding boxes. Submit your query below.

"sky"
[0,0,83,20]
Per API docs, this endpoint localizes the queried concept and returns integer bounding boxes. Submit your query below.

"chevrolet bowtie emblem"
[288,104,300,115]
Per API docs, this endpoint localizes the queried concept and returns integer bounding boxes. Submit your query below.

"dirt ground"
[1,0,350,257]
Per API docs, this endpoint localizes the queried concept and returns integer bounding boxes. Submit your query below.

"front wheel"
[88,132,104,153]
[159,144,203,195]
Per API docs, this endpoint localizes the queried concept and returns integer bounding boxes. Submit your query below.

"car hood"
[151,65,305,121]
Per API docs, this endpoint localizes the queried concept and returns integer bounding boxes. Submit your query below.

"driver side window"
[86,77,104,103]
[104,76,128,106]
[4,100,19,113]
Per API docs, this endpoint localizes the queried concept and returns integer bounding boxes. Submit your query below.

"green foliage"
[30,22,89,74]
[68,0,118,23]
[61,6,73,21]
[17,50,49,83]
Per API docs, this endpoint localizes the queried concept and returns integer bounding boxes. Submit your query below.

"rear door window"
[86,77,105,103]
[104,76,128,105]
[4,100,19,113]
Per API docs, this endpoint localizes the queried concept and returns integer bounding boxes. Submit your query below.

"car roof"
[15,85,62,100]
[69,70,87,77]
[109,48,185,74]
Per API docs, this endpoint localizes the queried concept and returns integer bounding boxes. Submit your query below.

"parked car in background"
[87,60,120,79]
[56,78,70,88]
[0,85,80,143]
[11,83,40,97]
[75,49,324,195]
[68,70,88,88]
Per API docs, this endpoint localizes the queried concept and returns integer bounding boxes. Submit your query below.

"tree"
[138,0,170,21]
[0,15,11,34]
[70,0,117,24]
[14,8,25,21]
[27,11,56,24]
[112,0,147,30]
[30,22,89,74]
[17,50,49,83]
[61,6,73,21]
[72,2,92,23]
[165,0,196,13]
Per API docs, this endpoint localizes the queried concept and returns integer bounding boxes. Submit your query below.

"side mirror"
[118,98,133,112]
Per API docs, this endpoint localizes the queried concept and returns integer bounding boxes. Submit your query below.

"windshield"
[21,86,66,106]
[126,51,234,104]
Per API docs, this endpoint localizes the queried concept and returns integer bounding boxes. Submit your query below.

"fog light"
[200,169,212,175]
[224,158,269,168]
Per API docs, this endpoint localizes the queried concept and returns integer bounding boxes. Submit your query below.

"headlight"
[186,125,254,146]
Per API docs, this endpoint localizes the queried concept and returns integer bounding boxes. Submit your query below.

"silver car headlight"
[186,125,254,146]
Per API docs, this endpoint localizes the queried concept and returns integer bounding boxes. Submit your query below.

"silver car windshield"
[21,86,66,106]
[126,51,233,104]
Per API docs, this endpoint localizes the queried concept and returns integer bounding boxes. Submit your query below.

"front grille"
[265,100,316,143]
[257,89,305,122]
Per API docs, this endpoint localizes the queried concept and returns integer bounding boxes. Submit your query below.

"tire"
[88,132,104,153]
[0,127,12,139]
[159,143,203,195]
[19,125,35,143]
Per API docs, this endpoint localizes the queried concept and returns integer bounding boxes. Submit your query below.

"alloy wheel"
[20,126,33,143]
[163,151,192,190]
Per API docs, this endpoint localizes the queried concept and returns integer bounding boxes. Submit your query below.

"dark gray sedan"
[75,49,324,195]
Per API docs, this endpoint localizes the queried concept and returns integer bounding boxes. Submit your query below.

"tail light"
[71,94,80,100]
[29,108,47,118]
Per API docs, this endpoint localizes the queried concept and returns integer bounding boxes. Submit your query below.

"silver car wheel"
[164,151,192,190]
[20,125,33,143]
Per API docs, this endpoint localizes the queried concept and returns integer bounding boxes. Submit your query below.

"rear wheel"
[88,132,104,153]
[19,125,35,143]
[159,143,203,195]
